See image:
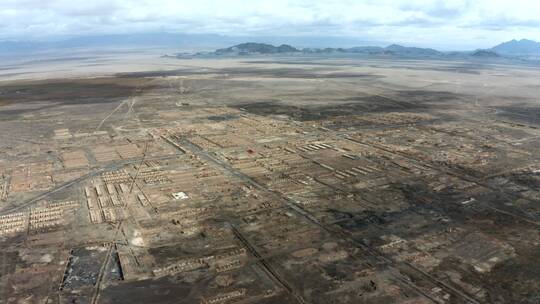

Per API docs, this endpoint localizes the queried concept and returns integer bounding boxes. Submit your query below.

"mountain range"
[212,42,445,57]
[0,34,539,60]
[204,39,540,59]
[491,39,540,55]
[215,43,300,55]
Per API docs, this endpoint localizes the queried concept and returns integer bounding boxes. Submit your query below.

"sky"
[1,0,540,50]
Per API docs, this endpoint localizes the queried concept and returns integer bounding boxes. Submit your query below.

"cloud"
[0,0,539,49]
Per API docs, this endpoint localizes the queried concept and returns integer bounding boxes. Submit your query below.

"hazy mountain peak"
[215,42,300,55]
[471,49,500,57]
[491,39,540,55]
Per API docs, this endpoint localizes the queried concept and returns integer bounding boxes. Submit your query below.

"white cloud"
[0,0,539,49]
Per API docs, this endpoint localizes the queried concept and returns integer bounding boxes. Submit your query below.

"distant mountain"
[215,42,300,55]
[491,39,540,55]
[0,40,55,53]
[212,43,444,58]
[471,49,500,58]
[384,44,442,56]
[0,35,392,56]
[0,33,243,56]
[3,33,538,62]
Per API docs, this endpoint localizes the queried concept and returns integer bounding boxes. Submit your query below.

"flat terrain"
[0,52,539,304]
